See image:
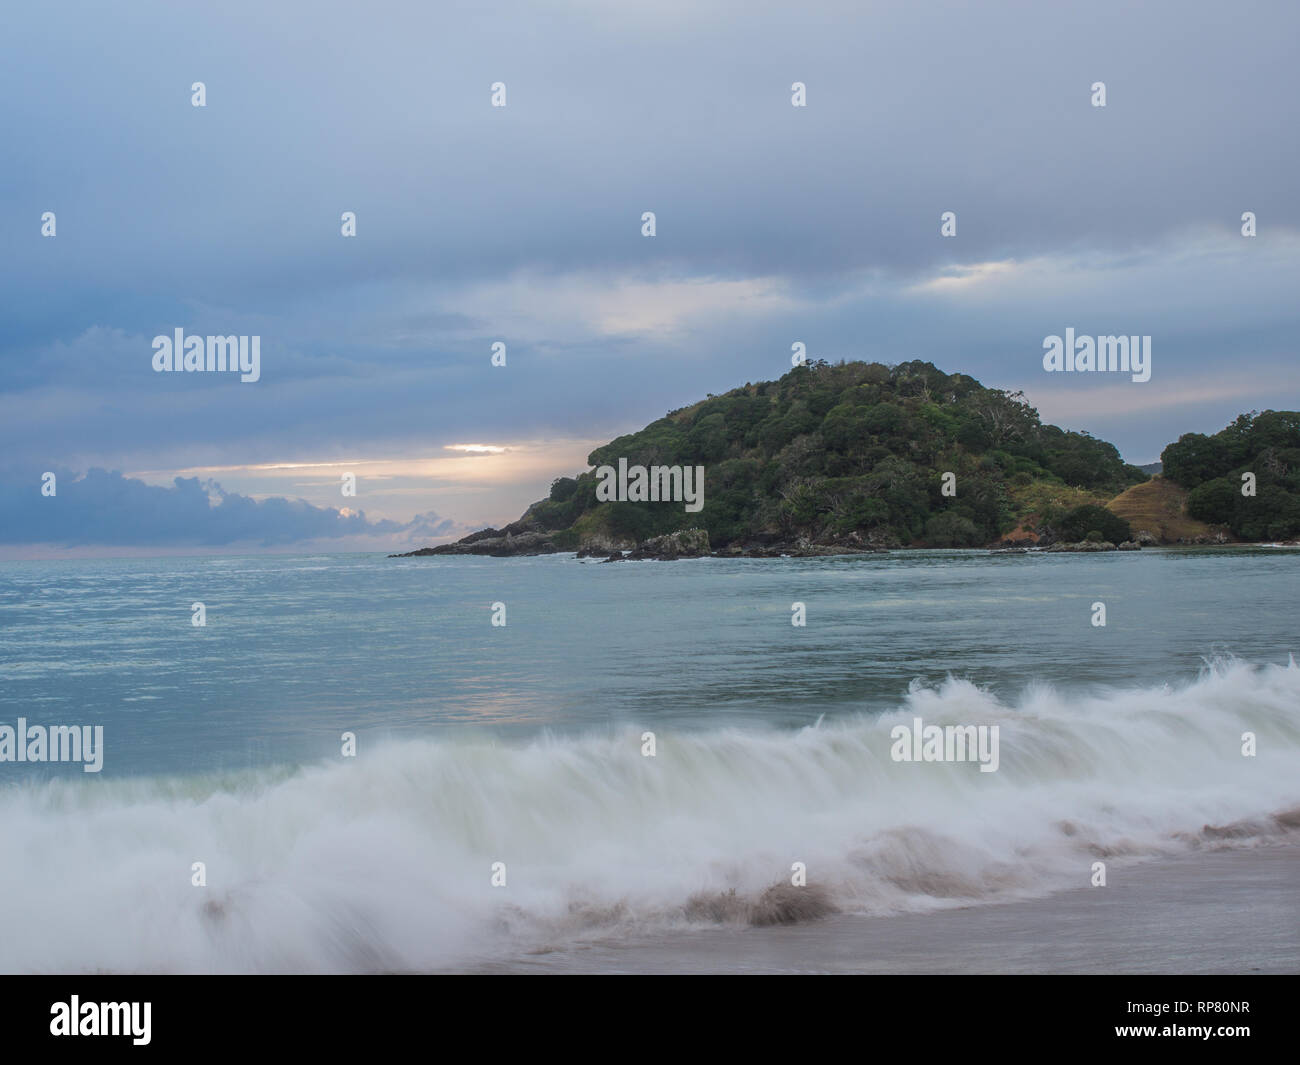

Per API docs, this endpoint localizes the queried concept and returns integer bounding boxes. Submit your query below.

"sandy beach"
[480,846,1300,974]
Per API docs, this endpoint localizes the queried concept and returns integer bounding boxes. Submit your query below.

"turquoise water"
[0,548,1295,778]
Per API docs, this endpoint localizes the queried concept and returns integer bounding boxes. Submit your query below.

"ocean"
[0,547,1297,972]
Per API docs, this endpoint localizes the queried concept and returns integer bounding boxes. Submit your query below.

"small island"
[394,360,1300,561]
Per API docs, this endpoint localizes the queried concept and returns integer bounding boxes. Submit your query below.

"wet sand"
[485,846,1300,974]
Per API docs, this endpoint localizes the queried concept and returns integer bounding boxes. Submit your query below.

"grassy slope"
[1105,475,1223,542]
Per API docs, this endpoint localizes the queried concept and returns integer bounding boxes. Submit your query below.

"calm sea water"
[0,548,1295,779]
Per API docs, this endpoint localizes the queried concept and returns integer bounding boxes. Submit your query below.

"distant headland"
[393,360,1300,561]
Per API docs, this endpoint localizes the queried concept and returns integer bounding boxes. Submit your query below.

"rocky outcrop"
[1046,540,1119,552]
[389,519,559,557]
[1175,531,1232,545]
[627,528,711,560]
[584,528,712,561]
[575,532,637,557]
[710,529,895,558]
[1045,538,1142,552]
[402,521,898,560]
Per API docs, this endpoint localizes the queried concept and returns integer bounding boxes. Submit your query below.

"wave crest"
[0,657,1297,972]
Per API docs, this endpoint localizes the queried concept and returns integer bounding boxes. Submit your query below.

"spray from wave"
[1,657,1297,973]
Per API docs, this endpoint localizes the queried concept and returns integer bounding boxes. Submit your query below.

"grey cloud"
[0,469,446,547]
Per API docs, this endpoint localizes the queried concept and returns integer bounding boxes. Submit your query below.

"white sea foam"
[0,657,1296,973]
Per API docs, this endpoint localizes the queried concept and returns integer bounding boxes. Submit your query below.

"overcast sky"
[2,0,1298,557]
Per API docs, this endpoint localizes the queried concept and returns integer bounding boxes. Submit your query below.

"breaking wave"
[1,656,1297,972]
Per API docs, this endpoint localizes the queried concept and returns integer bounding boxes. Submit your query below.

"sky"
[2,0,1298,558]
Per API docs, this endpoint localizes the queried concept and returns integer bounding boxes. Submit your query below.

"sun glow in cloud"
[119,438,607,530]
[908,259,1023,294]
[129,440,596,492]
